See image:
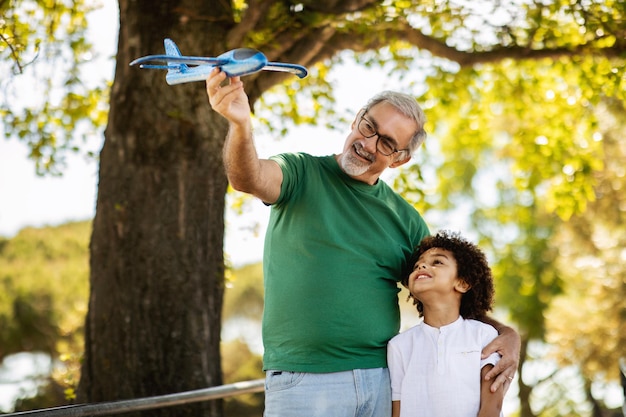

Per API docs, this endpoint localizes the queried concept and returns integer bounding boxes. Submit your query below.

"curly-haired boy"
[387,230,507,417]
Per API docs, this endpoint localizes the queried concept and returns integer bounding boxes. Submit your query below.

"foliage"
[0,221,90,411]
[223,262,264,321]
[221,340,264,417]
[0,0,108,175]
[544,99,626,414]
[0,221,90,362]
[420,58,611,221]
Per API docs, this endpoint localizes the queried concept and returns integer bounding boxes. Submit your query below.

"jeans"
[264,368,391,417]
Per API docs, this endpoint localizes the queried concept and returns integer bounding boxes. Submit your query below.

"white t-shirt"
[387,316,502,417]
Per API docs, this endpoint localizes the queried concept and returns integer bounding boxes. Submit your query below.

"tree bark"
[518,337,536,417]
[78,1,233,416]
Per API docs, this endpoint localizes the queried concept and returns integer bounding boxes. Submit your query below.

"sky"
[0,140,99,237]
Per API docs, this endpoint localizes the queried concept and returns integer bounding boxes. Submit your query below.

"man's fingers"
[208,74,243,101]
[484,354,508,379]
[490,372,515,393]
[485,357,516,393]
[206,69,226,99]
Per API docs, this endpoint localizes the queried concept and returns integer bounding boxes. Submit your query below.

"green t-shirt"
[262,153,430,373]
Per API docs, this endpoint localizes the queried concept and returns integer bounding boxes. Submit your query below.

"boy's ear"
[455,279,471,294]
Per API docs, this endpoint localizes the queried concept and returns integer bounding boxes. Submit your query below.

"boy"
[387,231,506,417]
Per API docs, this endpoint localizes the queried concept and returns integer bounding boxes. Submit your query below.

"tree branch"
[0,32,24,74]
[225,0,274,49]
[304,18,626,68]
[299,0,379,13]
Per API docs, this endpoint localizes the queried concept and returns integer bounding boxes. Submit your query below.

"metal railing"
[4,379,265,417]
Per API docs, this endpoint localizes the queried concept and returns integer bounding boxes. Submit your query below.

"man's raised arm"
[206,68,282,204]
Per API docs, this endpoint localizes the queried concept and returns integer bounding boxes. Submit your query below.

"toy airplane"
[130,38,308,85]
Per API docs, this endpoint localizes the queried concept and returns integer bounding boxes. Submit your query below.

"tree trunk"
[78,1,234,416]
[518,337,536,417]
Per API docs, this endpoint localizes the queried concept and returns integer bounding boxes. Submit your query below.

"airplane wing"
[264,62,308,79]
[129,55,229,68]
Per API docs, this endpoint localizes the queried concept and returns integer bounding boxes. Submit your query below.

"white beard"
[339,143,377,177]
[338,144,374,177]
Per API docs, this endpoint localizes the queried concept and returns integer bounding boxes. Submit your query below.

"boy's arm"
[391,400,400,417]
[478,316,521,392]
[478,365,504,417]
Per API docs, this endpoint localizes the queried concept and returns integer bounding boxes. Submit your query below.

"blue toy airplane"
[130,38,308,85]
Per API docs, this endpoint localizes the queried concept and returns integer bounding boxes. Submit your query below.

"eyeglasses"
[357,112,409,157]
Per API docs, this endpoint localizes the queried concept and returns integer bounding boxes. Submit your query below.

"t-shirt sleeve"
[480,324,501,369]
[269,152,308,207]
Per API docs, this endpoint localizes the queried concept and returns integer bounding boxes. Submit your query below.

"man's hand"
[481,325,521,393]
[205,67,250,126]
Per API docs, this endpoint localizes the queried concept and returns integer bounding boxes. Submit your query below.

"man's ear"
[455,279,471,294]
[390,154,411,168]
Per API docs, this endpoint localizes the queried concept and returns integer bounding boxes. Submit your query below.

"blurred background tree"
[0,222,89,410]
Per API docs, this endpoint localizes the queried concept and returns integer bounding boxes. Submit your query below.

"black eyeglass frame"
[357,111,410,158]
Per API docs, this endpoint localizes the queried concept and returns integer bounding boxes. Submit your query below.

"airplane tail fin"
[163,38,188,74]
[129,38,222,85]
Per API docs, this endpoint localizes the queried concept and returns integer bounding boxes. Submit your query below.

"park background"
[1,1,625,416]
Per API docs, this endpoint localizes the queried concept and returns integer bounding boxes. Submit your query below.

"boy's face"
[408,247,468,300]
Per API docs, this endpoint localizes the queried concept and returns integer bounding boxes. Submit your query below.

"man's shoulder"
[271,152,330,162]
[271,152,336,173]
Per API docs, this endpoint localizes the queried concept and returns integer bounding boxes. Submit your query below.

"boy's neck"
[422,304,461,328]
